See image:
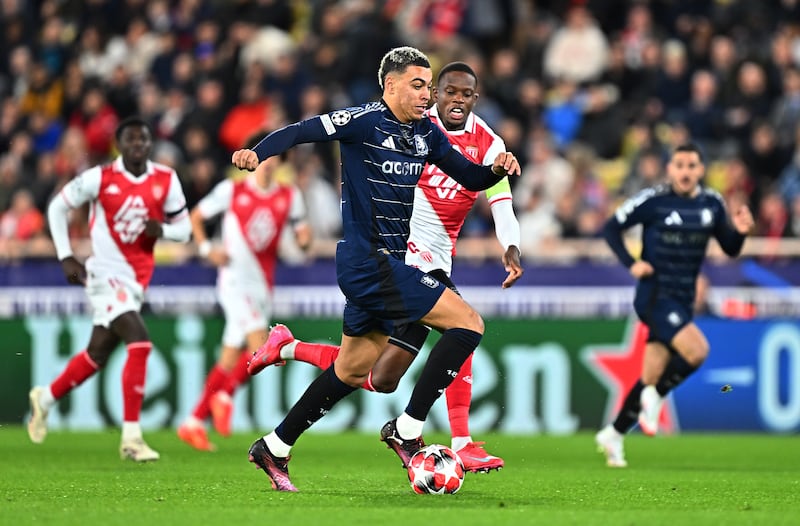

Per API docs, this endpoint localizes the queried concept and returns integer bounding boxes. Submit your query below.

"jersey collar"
[113,157,154,182]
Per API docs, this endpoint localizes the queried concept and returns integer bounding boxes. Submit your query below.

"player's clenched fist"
[491,152,520,177]
[231,149,260,171]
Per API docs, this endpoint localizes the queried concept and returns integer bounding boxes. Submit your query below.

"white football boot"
[120,437,161,462]
[638,385,664,436]
[595,425,627,468]
[27,386,49,444]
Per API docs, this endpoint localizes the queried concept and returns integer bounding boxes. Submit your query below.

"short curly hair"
[377,46,430,90]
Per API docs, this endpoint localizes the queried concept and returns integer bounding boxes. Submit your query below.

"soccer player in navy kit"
[596,143,754,467]
[231,47,520,491]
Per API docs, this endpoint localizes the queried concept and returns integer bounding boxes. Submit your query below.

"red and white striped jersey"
[58,158,187,288]
[196,176,306,291]
[406,105,511,275]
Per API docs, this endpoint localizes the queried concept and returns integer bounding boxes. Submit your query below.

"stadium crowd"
[2,0,800,263]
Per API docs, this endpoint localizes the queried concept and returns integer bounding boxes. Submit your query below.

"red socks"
[294,341,340,369]
[50,350,99,399]
[191,365,228,420]
[122,341,152,422]
[223,351,251,394]
[445,353,473,438]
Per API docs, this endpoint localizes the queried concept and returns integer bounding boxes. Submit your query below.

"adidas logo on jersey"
[665,210,683,225]
[381,137,396,149]
[105,184,121,195]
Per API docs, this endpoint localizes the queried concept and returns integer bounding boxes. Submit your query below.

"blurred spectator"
[37,16,68,76]
[722,156,759,214]
[517,186,561,256]
[68,81,119,165]
[103,16,160,84]
[219,75,271,153]
[514,135,573,211]
[76,24,113,80]
[0,154,23,212]
[741,121,791,194]
[770,66,800,150]
[678,69,724,155]
[1,188,44,241]
[294,153,342,241]
[617,147,665,197]
[183,155,224,212]
[543,3,609,84]
[724,61,771,146]
[19,61,63,120]
[655,40,692,122]
[756,189,790,238]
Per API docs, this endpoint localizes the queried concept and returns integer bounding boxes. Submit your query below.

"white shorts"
[86,273,144,328]
[218,283,272,349]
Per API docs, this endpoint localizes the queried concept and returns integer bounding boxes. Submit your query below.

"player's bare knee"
[686,345,709,366]
[462,310,484,334]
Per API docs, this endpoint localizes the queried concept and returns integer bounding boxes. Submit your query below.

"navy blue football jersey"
[252,101,502,260]
[604,183,745,307]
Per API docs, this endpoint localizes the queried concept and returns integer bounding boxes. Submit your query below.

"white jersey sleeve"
[60,166,102,208]
[164,170,189,219]
[197,179,233,220]
[47,166,102,260]
[480,131,506,167]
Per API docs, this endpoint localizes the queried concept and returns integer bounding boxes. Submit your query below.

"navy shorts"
[634,296,693,345]
[337,249,446,337]
[388,269,458,354]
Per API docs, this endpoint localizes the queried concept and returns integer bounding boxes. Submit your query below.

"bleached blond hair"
[377,46,430,90]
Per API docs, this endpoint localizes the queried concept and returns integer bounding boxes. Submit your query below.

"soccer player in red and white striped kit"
[28,116,191,461]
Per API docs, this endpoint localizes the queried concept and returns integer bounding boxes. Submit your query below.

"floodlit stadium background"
[1,0,798,433]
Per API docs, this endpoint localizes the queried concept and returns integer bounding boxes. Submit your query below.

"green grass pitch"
[1,428,798,525]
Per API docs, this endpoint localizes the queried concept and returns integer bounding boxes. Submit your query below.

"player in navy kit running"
[248,62,522,473]
[231,47,520,491]
[595,143,754,467]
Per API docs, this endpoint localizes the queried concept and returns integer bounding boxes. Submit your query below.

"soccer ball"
[407,444,465,495]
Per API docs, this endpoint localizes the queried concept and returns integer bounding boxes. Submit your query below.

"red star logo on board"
[582,318,678,434]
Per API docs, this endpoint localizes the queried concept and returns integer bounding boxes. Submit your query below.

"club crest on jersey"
[701,208,713,226]
[152,184,164,200]
[414,135,428,156]
[420,274,439,288]
[331,110,351,126]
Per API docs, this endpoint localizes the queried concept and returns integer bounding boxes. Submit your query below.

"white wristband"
[198,240,212,258]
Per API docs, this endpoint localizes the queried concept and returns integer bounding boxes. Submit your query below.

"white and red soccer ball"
[407,444,466,494]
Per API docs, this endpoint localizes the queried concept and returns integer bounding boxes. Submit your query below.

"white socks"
[396,412,424,439]
[40,387,56,411]
[280,340,299,360]
[122,421,142,442]
[451,436,472,452]
[265,432,292,458]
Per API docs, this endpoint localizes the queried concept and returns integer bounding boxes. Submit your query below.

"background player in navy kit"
[231,46,520,491]
[595,143,754,467]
